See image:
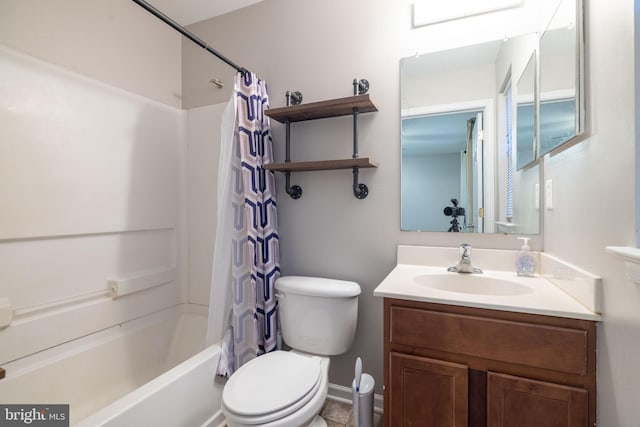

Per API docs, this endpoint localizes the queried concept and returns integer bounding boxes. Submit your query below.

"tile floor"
[319,399,382,427]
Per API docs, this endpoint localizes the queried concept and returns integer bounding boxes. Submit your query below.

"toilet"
[222,276,361,427]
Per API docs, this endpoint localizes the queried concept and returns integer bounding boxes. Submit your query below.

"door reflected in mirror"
[402,109,485,232]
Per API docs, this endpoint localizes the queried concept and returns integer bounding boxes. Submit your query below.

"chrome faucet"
[448,243,483,274]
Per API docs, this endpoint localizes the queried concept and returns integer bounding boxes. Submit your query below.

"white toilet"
[222,276,361,427]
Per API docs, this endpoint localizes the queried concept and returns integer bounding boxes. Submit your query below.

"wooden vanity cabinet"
[383,298,597,427]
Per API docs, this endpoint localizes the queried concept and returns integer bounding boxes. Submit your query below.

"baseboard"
[327,383,384,415]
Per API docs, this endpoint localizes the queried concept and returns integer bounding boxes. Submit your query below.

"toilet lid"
[223,351,322,419]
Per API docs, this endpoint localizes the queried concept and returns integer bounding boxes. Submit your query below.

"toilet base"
[310,415,327,427]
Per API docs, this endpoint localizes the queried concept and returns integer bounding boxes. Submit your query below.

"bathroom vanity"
[383,298,596,427]
[375,246,601,427]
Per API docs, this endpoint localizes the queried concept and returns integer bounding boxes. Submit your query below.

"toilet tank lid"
[275,276,361,297]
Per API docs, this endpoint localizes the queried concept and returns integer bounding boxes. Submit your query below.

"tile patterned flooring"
[319,399,382,427]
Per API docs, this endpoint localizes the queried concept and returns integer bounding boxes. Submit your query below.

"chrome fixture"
[448,243,483,274]
[210,79,224,89]
[285,90,303,106]
[353,78,369,95]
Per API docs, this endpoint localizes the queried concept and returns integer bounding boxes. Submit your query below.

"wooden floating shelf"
[265,94,378,123]
[265,157,378,172]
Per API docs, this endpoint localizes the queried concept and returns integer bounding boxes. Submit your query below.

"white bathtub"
[0,304,225,426]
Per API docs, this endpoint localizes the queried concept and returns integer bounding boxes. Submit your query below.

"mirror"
[516,53,537,169]
[539,0,583,154]
[400,0,583,234]
[401,35,539,234]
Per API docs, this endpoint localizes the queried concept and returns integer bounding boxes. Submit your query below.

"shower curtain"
[207,72,280,377]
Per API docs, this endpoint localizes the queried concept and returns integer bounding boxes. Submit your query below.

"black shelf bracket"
[284,90,303,199]
[352,79,369,199]
[284,119,302,199]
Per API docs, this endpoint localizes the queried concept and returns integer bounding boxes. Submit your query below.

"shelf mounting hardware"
[353,78,369,95]
[285,91,303,106]
[352,78,369,199]
[266,81,377,200]
[284,90,303,199]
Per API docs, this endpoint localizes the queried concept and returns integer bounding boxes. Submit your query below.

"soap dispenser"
[516,237,537,276]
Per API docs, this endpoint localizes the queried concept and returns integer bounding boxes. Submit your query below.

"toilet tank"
[275,276,361,356]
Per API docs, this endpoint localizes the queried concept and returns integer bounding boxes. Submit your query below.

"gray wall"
[183,0,640,424]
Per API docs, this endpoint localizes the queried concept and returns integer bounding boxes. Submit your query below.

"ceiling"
[145,0,263,26]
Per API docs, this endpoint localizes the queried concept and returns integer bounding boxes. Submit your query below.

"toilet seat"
[222,351,323,425]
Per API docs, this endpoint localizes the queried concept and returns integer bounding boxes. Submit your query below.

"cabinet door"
[389,352,468,427]
[487,372,588,427]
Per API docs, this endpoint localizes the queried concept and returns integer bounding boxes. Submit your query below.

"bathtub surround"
[0,43,187,365]
[0,0,190,421]
[0,305,223,425]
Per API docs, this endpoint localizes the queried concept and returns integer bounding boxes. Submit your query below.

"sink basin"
[413,273,534,296]
[373,246,601,320]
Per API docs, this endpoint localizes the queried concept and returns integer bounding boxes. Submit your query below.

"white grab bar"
[108,268,176,298]
[0,298,14,329]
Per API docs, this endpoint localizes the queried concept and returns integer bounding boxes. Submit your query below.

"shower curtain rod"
[131,0,248,75]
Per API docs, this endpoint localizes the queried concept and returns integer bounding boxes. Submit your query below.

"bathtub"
[0,304,225,426]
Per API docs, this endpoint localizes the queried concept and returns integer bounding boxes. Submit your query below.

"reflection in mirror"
[401,37,540,234]
[399,0,582,234]
[539,0,581,154]
[400,42,499,233]
[511,163,540,234]
[402,109,485,232]
[516,53,536,170]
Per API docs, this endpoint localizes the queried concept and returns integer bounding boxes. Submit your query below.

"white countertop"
[373,246,601,321]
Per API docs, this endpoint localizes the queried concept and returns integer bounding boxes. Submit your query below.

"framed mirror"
[400,0,583,234]
[539,0,584,154]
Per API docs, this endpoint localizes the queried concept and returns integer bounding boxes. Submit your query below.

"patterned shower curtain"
[215,72,280,377]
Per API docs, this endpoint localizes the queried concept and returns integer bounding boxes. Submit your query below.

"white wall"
[495,32,542,235]
[512,165,541,235]
[0,0,186,365]
[0,0,182,108]
[183,1,640,425]
[544,1,640,424]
